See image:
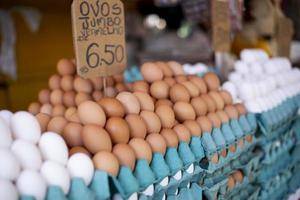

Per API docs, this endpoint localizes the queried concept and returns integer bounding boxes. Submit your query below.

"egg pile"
[0,110,95,200]
[222,49,300,200]
[24,59,258,199]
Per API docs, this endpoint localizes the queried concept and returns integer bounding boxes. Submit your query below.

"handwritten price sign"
[72,0,127,78]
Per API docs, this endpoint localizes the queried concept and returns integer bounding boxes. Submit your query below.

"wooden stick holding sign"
[71,0,127,96]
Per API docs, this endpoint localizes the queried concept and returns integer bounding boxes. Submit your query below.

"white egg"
[238,82,254,100]
[222,82,237,100]
[38,132,68,166]
[67,153,94,185]
[241,49,257,63]
[17,170,47,200]
[0,110,13,127]
[11,140,42,171]
[0,179,18,200]
[11,111,41,144]
[0,149,20,180]
[228,72,243,84]
[0,117,12,148]
[40,161,70,195]
[234,61,249,74]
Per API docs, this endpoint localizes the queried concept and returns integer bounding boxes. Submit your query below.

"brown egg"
[74,76,93,93]
[189,77,207,94]
[220,90,233,105]
[155,99,173,108]
[116,92,141,114]
[63,122,83,147]
[209,91,225,110]
[211,153,219,164]
[115,83,127,93]
[173,101,196,122]
[75,92,92,106]
[155,105,175,128]
[113,144,136,171]
[40,104,53,116]
[140,111,162,134]
[150,81,169,99]
[164,77,176,87]
[113,74,124,83]
[183,120,201,137]
[232,171,244,183]
[132,80,149,93]
[93,151,119,176]
[229,144,237,153]
[98,97,125,118]
[78,101,106,126]
[207,112,221,128]
[105,87,117,97]
[129,138,153,163]
[221,149,227,158]
[52,105,66,117]
[197,116,213,133]
[146,133,167,155]
[235,103,247,116]
[245,135,253,143]
[191,97,208,116]
[50,89,64,105]
[90,77,103,90]
[48,75,61,90]
[92,91,103,101]
[47,116,68,134]
[38,89,51,104]
[28,102,41,115]
[156,62,173,77]
[82,125,112,154]
[181,81,200,97]
[133,92,154,112]
[175,75,187,83]
[125,114,147,139]
[227,175,235,189]
[105,117,130,144]
[173,124,191,143]
[141,62,164,83]
[63,91,76,107]
[160,129,179,148]
[169,84,190,103]
[69,146,91,158]
[57,58,76,76]
[238,139,244,148]
[201,94,216,112]
[216,110,230,123]
[60,75,74,91]
[35,113,51,132]
[65,107,76,119]
[203,72,220,91]
[224,105,239,119]
[167,61,184,75]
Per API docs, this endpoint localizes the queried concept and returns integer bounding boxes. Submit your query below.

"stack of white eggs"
[183,63,209,75]
[0,110,94,200]
[222,49,300,113]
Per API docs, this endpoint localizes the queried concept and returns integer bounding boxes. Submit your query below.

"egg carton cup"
[288,167,300,193]
[290,144,300,165]
[222,176,250,200]
[292,118,300,143]
[259,169,292,192]
[165,183,203,200]
[202,178,228,200]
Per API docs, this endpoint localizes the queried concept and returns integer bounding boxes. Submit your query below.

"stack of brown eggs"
[27,59,251,190]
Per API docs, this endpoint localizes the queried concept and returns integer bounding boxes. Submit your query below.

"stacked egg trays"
[223,49,300,200]
[124,62,259,199]
[6,59,258,200]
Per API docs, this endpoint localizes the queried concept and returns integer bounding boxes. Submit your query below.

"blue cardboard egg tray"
[201,151,260,200]
[288,162,300,193]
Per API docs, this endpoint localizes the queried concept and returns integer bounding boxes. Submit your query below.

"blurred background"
[0,0,299,111]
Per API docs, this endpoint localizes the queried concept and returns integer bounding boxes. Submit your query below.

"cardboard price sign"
[276,16,294,58]
[212,0,230,52]
[72,0,127,78]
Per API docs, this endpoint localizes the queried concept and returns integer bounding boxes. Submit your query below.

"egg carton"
[292,117,300,144]
[290,143,300,165]
[221,176,250,200]
[288,163,300,193]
